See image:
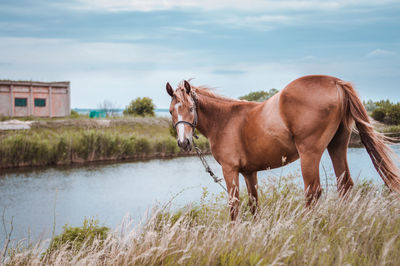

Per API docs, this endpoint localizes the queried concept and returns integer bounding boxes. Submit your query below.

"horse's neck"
[196,95,247,140]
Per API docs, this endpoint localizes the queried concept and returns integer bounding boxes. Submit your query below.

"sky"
[0,0,399,109]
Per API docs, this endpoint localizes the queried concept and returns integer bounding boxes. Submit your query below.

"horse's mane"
[177,81,241,103]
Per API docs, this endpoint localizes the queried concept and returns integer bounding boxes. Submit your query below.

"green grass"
[0,117,210,168]
[4,175,400,265]
[379,124,400,134]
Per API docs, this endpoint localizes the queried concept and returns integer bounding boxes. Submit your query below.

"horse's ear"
[166,82,174,97]
[184,80,191,94]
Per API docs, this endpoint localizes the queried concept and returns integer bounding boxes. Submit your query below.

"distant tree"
[70,110,79,118]
[98,100,119,117]
[375,100,392,110]
[368,99,400,125]
[123,97,155,117]
[239,88,279,102]
[363,100,377,112]
[371,108,386,122]
[386,104,400,125]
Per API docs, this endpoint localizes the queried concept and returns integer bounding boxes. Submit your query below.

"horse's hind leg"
[243,171,258,215]
[327,123,354,197]
[298,149,324,207]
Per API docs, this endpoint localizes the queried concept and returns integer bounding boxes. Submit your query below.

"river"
[1,145,400,242]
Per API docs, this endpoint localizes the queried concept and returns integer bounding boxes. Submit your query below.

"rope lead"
[193,143,227,193]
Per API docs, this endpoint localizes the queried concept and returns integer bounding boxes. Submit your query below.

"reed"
[0,118,210,168]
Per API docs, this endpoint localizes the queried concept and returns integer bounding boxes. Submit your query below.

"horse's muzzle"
[178,138,192,152]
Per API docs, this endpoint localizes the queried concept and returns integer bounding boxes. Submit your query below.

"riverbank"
[0,117,398,169]
[349,118,400,147]
[0,117,210,169]
[3,176,400,265]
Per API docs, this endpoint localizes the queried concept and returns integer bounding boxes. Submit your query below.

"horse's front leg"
[222,166,240,221]
[242,171,258,215]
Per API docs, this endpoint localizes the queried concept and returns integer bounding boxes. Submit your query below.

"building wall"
[0,81,70,117]
[0,85,11,116]
[32,87,50,117]
[51,88,70,117]
[14,89,30,117]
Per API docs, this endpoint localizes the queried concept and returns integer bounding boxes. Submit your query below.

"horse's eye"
[190,107,194,112]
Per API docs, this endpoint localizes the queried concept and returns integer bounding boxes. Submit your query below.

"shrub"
[386,104,400,125]
[46,218,109,256]
[70,110,79,118]
[169,125,177,138]
[368,99,400,125]
[371,107,386,122]
[55,136,71,163]
[132,136,152,154]
[154,136,180,154]
[123,97,155,117]
[194,135,210,151]
[239,88,279,102]
[0,115,10,121]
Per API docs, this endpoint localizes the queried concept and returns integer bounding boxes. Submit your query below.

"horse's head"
[166,80,197,152]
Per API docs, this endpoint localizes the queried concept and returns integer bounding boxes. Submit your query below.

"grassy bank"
[349,119,400,147]
[0,116,398,168]
[4,175,400,265]
[0,117,209,169]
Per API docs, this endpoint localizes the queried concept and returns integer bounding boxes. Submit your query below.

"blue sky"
[0,0,399,108]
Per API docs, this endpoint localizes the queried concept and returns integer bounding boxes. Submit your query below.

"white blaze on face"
[175,103,185,143]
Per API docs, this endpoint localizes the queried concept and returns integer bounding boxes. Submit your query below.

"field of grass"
[3,175,400,265]
[0,117,209,169]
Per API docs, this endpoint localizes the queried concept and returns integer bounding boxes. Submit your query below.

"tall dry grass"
[4,175,400,265]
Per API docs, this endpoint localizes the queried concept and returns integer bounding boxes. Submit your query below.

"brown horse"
[166,75,400,220]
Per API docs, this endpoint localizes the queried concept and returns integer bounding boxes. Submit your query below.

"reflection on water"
[1,145,399,242]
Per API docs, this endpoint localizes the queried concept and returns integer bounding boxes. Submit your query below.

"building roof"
[0,80,70,87]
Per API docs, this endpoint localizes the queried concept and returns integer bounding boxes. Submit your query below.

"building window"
[15,98,27,107]
[34,98,46,107]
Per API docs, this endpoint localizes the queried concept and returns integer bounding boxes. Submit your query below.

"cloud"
[74,0,399,12]
[301,55,317,61]
[161,26,204,34]
[212,69,246,75]
[0,37,190,67]
[366,48,396,57]
[208,14,292,31]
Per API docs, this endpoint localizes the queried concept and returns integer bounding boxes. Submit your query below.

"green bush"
[169,125,177,138]
[70,110,79,118]
[239,88,279,102]
[123,97,155,117]
[371,107,386,122]
[154,136,180,154]
[46,218,109,255]
[134,136,152,154]
[0,115,10,121]
[194,135,210,151]
[367,99,400,125]
[386,104,400,124]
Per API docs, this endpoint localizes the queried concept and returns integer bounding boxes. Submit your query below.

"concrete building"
[0,80,70,117]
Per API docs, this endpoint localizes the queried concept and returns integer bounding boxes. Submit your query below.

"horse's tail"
[338,80,400,193]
